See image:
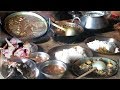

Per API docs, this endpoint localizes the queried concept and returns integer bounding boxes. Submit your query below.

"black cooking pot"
[50,20,85,43]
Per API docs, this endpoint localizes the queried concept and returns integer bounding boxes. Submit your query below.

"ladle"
[51,22,76,36]
[76,60,106,79]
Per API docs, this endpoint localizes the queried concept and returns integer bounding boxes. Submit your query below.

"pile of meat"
[0,37,37,79]
[1,37,32,59]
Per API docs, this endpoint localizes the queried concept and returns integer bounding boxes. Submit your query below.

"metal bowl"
[4,11,48,41]
[84,36,120,55]
[48,45,93,64]
[39,60,67,79]
[71,57,119,78]
[1,58,39,79]
[29,52,50,64]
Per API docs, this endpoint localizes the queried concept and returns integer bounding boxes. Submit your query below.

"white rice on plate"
[55,46,87,63]
[87,40,119,53]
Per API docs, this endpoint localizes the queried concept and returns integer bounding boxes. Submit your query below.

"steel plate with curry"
[71,57,119,78]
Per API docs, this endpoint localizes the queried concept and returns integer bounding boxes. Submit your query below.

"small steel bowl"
[29,52,50,64]
[39,60,67,79]
[84,36,120,55]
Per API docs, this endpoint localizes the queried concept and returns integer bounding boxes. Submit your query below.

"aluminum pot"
[70,11,111,29]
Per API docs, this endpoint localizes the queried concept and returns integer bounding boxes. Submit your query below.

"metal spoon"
[51,22,76,36]
[76,60,106,79]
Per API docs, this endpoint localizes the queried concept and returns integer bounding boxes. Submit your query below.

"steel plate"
[84,36,120,55]
[48,44,93,64]
[71,57,119,78]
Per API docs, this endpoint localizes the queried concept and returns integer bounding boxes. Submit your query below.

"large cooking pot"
[70,11,111,30]
[4,11,49,41]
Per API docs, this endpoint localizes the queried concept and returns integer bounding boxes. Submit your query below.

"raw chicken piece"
[10,37,22,48]
[10,37,22,45]
[23,42,32,56]
[2,38,33,59]
[2,38,16,59]
[5,38,15,48]
[14,42,32,58]
[13,47,29,58]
